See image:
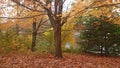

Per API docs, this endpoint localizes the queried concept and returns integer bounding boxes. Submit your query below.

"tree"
[0,0,48,52]
[11,0,71,58]
[1,0,119,58]
[31,17,48,51]
[72,0,120,56]
[41,0,68,58]
[78,15,120,56]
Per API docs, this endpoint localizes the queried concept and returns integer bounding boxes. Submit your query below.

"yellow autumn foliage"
[0,28,32,54]
[43,22,75,48]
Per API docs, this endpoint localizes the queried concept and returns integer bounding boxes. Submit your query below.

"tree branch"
[12,0,44,12]
[35,18,49,32]
[0,14,45,19]
[61,13,70,26]
[70,2,120,18]
[91,3,120,8]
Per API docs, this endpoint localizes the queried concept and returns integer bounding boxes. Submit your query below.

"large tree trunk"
[45,0,63,58]
[31,22,37,52]
[53,24,63,58]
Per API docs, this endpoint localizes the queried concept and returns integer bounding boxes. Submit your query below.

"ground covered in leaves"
[0,52,120,68]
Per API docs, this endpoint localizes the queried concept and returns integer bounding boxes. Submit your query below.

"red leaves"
[0,53,120,68]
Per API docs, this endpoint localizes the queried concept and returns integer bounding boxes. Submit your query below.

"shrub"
[0,28,32,54]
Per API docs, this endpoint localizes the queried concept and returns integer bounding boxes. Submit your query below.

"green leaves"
[78,15,120,56]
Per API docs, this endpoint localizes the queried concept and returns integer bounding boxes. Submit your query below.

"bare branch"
[62,0,66,6]
[70,2,120,18]
[91,3,120,8]
[70,0,99,17]
[61,13,70,26]
[37,29,73,35]
[0,14,45,19]
[12,0,44,12]
[35,18,49,32]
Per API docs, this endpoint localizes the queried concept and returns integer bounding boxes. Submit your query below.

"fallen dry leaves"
[0,52,120,68]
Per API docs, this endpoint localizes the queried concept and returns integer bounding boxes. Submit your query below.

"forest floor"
[0,52,120,68]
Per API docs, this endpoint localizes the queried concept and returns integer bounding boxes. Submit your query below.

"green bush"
[0,28,31,54]
[35,35,55,54]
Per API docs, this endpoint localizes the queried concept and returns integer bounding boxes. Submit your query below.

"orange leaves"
[0,53,120,68]
[46,3,51,9]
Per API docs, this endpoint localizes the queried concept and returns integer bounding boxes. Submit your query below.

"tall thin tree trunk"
[53,24,63,58]
[31,22,37,52]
